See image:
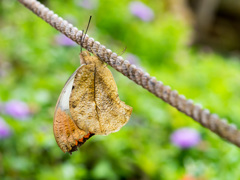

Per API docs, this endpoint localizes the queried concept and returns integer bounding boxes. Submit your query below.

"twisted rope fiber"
[18,0,240,147]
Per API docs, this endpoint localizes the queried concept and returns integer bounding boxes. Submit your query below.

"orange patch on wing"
[84,132,91,139]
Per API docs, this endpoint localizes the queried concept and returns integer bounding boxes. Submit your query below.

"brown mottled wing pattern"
[69,53,132,135]
[95,63,132,135]
[53,108,87,153]
[53,68,94,154]
[69,64,101,134]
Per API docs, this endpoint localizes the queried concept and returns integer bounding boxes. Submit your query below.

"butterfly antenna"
[118,46,127,56]
[81,16,92,52]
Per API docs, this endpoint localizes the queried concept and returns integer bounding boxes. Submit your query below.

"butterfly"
[53,50,132,154]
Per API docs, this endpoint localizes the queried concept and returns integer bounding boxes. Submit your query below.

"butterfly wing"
[69,64,101,134]
[53,66,93,154]
[95,63,132,135]
[69,55,132,135]
[54,51,132,153]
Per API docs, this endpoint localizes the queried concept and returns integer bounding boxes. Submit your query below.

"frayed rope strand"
[18,0,240,148]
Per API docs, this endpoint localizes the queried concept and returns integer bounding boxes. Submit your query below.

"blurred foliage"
[0,0,240,179]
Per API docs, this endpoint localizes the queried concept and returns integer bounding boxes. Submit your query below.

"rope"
[18,0,240,148]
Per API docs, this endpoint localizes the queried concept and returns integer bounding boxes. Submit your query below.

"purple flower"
[129,1,154,21]
[5,100,30,120]
[55,34,77,46]
[126,53,141,66]
[0,117,11,138]
[171,128,201,149]
[77,0,98,10]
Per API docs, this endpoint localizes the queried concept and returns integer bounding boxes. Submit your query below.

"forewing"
[69,64,101,134]
[53,67,93,154]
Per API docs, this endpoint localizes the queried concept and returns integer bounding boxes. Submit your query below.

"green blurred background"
[1,0,240,179]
